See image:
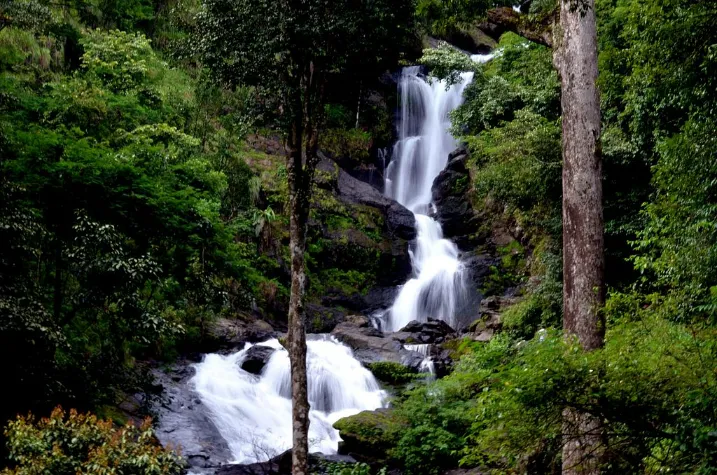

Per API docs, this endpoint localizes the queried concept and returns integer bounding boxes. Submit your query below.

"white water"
[382,66,476,332]
[404,344,436,377]
[192,337,386,464]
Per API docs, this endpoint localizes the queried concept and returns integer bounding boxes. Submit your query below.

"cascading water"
[180,56,492,470]
[404,344,436,377]
[382,66,476,332]
[191,337,385,464]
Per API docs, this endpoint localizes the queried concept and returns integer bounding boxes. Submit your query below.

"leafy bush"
[319,128,373,166]
[388,314,717,474]
[320,461,386,475]
[2,407,184,474]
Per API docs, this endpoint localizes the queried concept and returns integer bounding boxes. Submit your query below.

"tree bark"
[287,86,310,475]
[553,0,604,473]
[286,60,324,475]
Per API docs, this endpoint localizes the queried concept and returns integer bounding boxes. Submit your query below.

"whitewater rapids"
[191,337,386,464]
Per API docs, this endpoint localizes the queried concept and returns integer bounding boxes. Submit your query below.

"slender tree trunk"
[286,61,324,475]
[553,0,604,473]
[287,112,310,475]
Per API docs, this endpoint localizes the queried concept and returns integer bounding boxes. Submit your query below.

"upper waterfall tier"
[382,66,476,332]
[385,67,474,213]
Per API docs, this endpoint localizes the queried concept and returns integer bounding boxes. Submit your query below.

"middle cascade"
[383,66,475,332]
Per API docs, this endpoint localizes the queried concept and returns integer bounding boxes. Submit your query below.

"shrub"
[319,128,373,166]
[2,407,184,474]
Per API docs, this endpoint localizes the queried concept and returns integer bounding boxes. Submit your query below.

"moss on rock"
[366,361,420,385]
[333,409,407,464]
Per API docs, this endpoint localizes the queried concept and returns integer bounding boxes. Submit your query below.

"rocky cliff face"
[242,143,416,330]
[303,156,417,330]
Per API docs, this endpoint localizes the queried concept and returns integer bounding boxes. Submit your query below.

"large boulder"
[332,317,404,365]
[240,345,276,375]
[322,286,399,316]
[152,363,233,470]
[207,317,276,352]
[431,148,484,249]
[333,409,407,465]
[308,157,414,321]
[320,156,416,241]
[331,316,424,370]
[394,318,457,344]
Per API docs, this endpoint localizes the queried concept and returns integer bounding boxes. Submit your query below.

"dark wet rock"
[345,314,372,328]
[331,316,424,369]
[153,363,232,470]
[240,345,276,375]
[320,286,397,318]
[464,253,498,283]
[431,150,482,248]
[216,450,292,475]
[362,286,399,314]
[332,320,403,365]
[468,296,517,342]
[208,317,276,351]
[395,318,457,344]
[325,155,416,241]
[429,24,497,55]
[310,156,414,313]
[431,348,455,378]
[305,304,347,333]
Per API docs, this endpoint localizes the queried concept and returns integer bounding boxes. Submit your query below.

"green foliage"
[2,407,183,474]
[387,314,717,473]
[366,362,420,385]
[319,128,373,166]
[319,461,386,475]
[414,0,512,37]
[195,0,415,123]
[81,29,155,92]
[443,35,562,249]
[481,240,528,296]
[0,1,272,436]
[419,42,477,86]
[632,119,717,323]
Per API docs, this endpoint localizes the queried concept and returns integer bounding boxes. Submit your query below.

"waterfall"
[382,66,475,332]
[404,343,436,377]
[191,337,386,464]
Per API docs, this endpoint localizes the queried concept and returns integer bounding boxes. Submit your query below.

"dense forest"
[1,0,716,474]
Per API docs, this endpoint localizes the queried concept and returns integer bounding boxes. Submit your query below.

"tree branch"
[479,7,554,48]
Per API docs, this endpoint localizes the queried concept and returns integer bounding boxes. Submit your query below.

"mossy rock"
[366,361,420,385]
[333,409,407,464]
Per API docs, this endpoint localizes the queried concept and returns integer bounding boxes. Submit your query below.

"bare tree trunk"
[553,0,604,473]
[286,61,324,475]
[287,98,310,475]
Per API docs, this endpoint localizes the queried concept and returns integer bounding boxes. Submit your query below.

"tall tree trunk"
[287,61,324,475]
[287,116,310,475]
[553,0,604,473]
